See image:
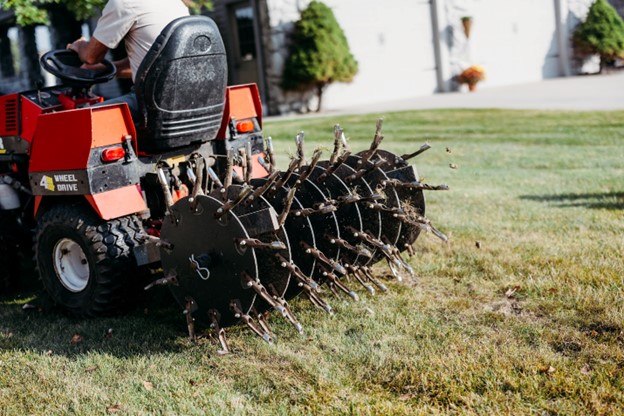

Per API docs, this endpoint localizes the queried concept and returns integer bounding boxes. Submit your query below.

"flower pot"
[468,83,477,92]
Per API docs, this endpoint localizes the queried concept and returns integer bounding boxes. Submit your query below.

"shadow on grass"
[520,192,624,210]
[0,262,188,358]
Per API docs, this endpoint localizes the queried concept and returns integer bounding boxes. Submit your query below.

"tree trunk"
[0,25,15,78]
[18,25,41,89]
[315,83,325,112]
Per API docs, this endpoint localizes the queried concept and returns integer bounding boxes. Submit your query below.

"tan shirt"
[93,0,189,82]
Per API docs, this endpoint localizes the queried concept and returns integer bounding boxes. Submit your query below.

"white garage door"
[322,0,438,110]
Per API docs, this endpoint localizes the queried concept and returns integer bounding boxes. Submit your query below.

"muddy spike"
[276,253,320,291]
[230,300,273,344]
[268,284,304,334]
[183,297,198,341]
[157,167,175,213]
[215,184,254,219]
[247,170,281,204]
[297,148,323,183]
[244,141,253,183]
[144,271,178,290]
[250,307,274,340]
[301,242,347,276]
[383,178,449,191]
[265,136,276,171]
[327,235,373,259]
[346,265,375,295]
[290,202,337,218]
[358,118,384,165]
[361,266,388,293]
[316,150,352,184]
[278,187,298,226]
[401,143,432,161]
[329,124,344,164]
[238,238,287,250]
[345,157,387,184]
[397,213,449,243]
[242,271,291,319]
[224,150,234,189]
[205,165,223,191]
[208,309,230,355]
[321,269,359,301]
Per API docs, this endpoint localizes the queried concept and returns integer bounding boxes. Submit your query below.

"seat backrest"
[135,15,227,152]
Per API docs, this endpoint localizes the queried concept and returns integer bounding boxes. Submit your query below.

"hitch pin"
[189,254,210,280]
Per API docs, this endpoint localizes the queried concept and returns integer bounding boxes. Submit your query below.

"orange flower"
[458,65,486,85]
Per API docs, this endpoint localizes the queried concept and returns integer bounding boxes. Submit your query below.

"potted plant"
[458,65,486,91]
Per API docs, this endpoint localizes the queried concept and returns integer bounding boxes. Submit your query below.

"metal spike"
[297,148,323,183]
[276,253,320,290]
[329,125,343,165]
[208,309,230,355]
[238,147,248,184]
[257,156,272,174]
[289,202,337,218]
[327,235,373,259]
[265,136,276,171]
[246,141,253,182]
[358,118,384,165]
[223,151,234,190]
[316,150,352,183]
[278,187,298,226]
[383,178,449,191]
[361,266,388,293]
[238,238,287,250]
[144,272,178,290]
[321,269,359,301]
[205,165,223,190]
[302,242,347,276]
[183,297,198,342]
[345,158,387,183]
[347,227,399,270]
[242,271,290,319]
[230,300,273,344]
[346,265,375,295]
[247,170,281,204]
[268,284,304,334]
[250,307,274,340]
[214,185,254,219]
[157,167,175,212]
[401,143,432,161]
[190,158,205,211]
[397,213,449,243]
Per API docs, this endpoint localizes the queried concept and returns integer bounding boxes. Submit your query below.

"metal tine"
[383,178,449,191]
[346,265,375,295]
[183,297,198,341]
[289,201,337,218]
[244,141,253,183]
[238,238,287,250]
[223,150,234,189]
[327,235,373,259]
[208,309,230,355]
[301,241,347,276]
[297,148,323,184]
[277,187,298,226]
[321,269,359,301]
[187,161,205,209]
[205,165,223,190]
[357,118,384,166]
[250,307,274,340]
[230,300,273,344]
[346,226,404,277]
[215,184,254,219]
[238,147,248,184]
[268,284,304,334]
[257,156,271,174]
[316,150,352,184]
[276,253,320,291]
[397,213,449,243]
[401,143,432,162]
[265,136,276,171]
[242,271,290,318]
[360,266,388,293]
[247,169,281,203]
[329,124,344,165]
[345,157,387,184]
[272,133,305,192]
[157,167,175,214]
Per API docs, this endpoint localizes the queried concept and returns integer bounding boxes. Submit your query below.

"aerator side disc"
[160,194,259,327]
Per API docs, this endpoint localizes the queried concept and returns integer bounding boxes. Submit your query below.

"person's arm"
[67,37,108,65]
[113,57,132,79]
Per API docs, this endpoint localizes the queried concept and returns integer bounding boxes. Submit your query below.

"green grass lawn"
[1,109,623,415]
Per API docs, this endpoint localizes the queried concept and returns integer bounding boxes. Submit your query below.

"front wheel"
[35,204,145,317]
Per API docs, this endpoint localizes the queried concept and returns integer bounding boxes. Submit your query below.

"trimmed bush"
[573,0,624,72]
[282,1,358,112]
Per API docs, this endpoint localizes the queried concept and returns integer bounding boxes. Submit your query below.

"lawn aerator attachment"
[0,15,447,351]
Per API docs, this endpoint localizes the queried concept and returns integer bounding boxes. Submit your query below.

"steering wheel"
[40,49,116,88]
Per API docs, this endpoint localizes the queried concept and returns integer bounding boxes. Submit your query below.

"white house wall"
[263,0,594,113]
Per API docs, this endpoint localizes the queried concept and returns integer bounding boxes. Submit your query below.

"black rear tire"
[35,203,145,317]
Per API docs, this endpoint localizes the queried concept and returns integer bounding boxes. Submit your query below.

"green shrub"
[282,0,358,112]
[573,0,624,72]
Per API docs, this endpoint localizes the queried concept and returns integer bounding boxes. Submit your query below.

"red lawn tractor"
[0,16,444,347]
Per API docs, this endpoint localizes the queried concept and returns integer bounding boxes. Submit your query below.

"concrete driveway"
[325,72,624,116]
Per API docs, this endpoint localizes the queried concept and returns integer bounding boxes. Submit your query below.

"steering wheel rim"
[40,49,116,87]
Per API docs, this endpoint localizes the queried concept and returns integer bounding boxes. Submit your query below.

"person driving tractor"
[67,0,190,121]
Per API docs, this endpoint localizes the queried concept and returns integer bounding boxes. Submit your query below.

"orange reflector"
[236,120,255,133]
[101,146,125,162]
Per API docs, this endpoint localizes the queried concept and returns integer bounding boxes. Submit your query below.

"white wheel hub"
[53,238,90,292]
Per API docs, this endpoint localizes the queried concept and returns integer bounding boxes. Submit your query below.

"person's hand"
[80,62,108,72]
[67,37,88,54]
